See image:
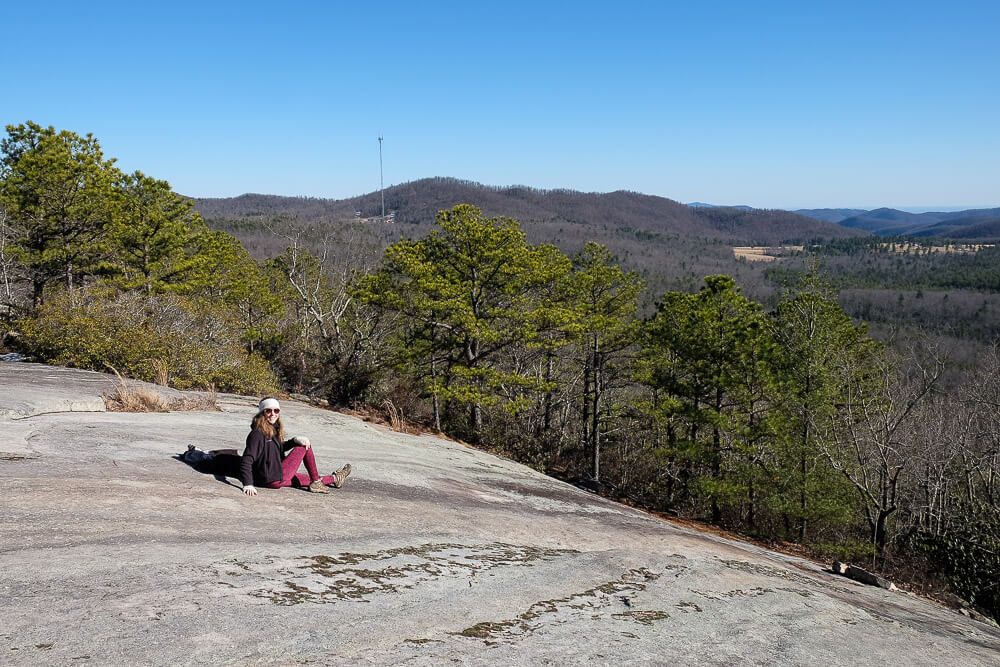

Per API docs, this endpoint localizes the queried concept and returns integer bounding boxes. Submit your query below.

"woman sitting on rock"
[241,397,351,496]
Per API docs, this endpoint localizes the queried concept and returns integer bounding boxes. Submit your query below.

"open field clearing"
[877,243,995,255]
[733,246,805,262]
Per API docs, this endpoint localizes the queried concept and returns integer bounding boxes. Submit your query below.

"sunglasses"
[264,408,280,415]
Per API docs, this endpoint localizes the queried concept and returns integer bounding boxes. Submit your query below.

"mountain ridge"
[195,178,999,240]
[195,177,861,245]
[801,207,1000,239]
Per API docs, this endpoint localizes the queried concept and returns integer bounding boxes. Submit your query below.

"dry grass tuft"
[382,399,403,432]
[103,368,219,412]
[104,381,169,412]
[342,401,422,435]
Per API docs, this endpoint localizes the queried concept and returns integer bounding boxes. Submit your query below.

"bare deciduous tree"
[266,218,393,403]
[0,206,28,324]
[824,340,945,556]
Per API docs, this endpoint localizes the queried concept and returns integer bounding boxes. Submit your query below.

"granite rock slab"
[1,362,998,665]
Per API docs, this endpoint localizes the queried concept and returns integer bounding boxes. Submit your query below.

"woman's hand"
[295,436,311,449]
[243,485,257,496]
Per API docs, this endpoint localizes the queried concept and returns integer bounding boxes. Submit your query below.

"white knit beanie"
[258,397,281,413]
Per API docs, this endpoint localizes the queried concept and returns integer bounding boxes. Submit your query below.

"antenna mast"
[378,134,385,219]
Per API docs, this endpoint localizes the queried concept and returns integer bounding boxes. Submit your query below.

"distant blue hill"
[835,207,1000,239]
[687,202,755,211]
[793,208,867,223]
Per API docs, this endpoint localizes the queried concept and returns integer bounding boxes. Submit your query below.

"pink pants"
[264,446,334,489]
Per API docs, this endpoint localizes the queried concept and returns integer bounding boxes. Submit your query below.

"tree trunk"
[471,402,483,441]
[711,387,723,524]
[543,353,554,434]
[591,337,602,482]
[581,359,591,453]
[799,373,813,543]
[664,418,677,504]
[431,359,441,432]
[466,338,483,441]
[873,509,891,555]
[143,242,152,295]
[32,275,45,307]
[799,407,810,542]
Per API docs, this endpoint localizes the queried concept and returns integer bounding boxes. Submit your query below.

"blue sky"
[3,1,998,209]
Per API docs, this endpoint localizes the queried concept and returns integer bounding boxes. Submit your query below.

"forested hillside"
[196,177,862,244]
[198,181,1000,354]
[766,238,1000,352]
[197,178,864,315]
[2,122,999,623]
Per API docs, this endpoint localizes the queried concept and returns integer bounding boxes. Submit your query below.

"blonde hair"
[251,411,285,444]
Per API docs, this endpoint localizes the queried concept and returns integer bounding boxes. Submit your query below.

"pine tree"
[1,122,118,304]
[642,275,772,524]
[567,242,643,482]
[105,171,206,294]
[357,204,571,440]
[770,276,878,542]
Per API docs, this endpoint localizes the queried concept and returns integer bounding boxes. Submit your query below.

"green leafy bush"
[18,286,277,395]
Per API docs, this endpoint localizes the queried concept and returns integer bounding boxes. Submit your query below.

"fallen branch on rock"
[832,561,898,591]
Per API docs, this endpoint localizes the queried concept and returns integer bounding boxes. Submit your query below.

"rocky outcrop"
[2,362,999,665]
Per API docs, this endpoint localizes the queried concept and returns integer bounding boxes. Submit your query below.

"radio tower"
[378,135,385,220]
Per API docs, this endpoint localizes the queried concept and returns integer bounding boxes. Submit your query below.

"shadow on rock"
[176,445,242,489]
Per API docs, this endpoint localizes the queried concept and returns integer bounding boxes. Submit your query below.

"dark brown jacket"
[240,428,296,487]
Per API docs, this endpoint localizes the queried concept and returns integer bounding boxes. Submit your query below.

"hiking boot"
[330,463,352,489]
[307,479,330,494]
